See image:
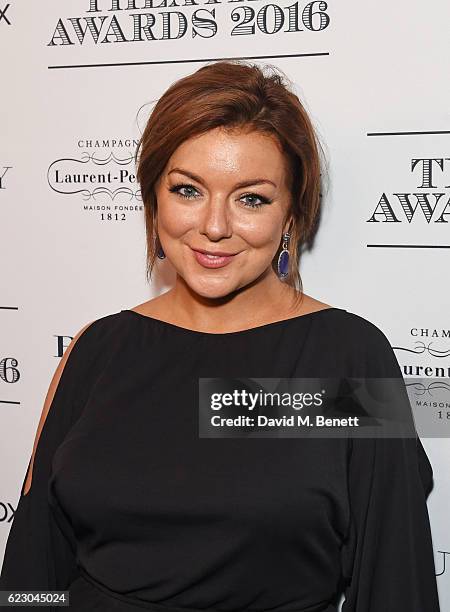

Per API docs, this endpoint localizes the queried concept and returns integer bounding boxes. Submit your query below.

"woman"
[0,60,440,611]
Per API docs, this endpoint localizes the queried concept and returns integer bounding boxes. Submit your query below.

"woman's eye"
[240,193,271,209]
[169,183,200,199]
[168,184,271,209]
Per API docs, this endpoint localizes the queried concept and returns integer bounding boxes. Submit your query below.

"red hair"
[135,59,327,292]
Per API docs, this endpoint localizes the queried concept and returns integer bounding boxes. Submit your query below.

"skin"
[133,126,331,333]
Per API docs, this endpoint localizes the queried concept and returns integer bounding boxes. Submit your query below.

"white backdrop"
[1,1,449,609]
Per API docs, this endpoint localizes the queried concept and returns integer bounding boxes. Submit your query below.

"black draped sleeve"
[0,317,106,597]
[340,318,440,611]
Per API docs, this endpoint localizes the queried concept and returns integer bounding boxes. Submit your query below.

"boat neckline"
[121,306,346,336]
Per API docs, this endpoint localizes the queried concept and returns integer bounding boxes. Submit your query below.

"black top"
[0,307,440,612]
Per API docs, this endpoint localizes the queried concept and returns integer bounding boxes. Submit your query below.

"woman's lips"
[191,248,237,269]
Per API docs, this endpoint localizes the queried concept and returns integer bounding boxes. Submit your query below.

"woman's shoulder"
[74,310,125,343]
[328,307,393,345]
[294,295,393,351]
[322,307,401,377]
[65,310,133,366]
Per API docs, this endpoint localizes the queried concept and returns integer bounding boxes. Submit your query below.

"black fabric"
[0,307,440,611]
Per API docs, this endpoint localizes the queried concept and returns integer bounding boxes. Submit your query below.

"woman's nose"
[199,198,233,240]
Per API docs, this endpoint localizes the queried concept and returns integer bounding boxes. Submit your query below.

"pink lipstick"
[191,248,237,269]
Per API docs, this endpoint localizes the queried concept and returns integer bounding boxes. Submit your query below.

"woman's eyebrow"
[168,167,277,189]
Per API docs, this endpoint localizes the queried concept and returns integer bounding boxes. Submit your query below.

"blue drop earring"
[156,235,165,260]
[277,232,290,279]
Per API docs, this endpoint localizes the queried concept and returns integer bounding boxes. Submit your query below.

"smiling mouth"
[190,247,239,268]
[192,247,239,257]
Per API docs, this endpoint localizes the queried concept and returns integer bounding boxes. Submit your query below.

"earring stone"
[277,232,290,278]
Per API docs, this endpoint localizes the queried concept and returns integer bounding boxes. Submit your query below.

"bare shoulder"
[22,319,96,497]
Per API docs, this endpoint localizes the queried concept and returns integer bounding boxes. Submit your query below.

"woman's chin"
[185,275,242,300]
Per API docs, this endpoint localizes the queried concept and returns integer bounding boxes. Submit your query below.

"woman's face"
[154,127,293,298]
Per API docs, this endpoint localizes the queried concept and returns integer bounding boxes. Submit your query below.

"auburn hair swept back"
[135,59,328,293]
